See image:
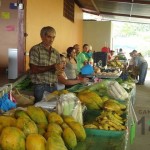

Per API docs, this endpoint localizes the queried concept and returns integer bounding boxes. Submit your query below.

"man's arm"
[29,63,56,74]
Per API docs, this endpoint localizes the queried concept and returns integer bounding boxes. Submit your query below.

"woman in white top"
[57,54,89,90]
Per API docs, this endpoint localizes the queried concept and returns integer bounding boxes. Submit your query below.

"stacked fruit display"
[0,106,86,150]
[84,100,127,131]
[108,59,124,69]
[75,81,128,131]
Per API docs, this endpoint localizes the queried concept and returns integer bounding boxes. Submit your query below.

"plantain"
[102,124,109,130]
[113,113,123,121]
[98,125,104,130]
[108,121,122,131]
[84,124,98,129]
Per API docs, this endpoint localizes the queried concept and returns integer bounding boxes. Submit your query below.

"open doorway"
[112,21,150,68]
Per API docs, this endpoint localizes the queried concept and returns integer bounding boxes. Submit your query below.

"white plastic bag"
[56,92,83,124]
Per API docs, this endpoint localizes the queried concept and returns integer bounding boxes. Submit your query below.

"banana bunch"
[95,111,126,131]
[103,99,126,112]
[109,60,124,68]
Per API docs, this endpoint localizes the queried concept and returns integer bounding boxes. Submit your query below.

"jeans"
[33,84,57,103]
[139,62,148,84]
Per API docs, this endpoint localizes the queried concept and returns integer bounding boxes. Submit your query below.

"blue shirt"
[134,56,147,66]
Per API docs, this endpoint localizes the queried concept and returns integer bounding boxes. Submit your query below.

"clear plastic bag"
[56,92,83,124]
[42,91,59,102]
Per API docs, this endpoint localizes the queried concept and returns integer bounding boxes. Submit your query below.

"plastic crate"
[75,109,127,150]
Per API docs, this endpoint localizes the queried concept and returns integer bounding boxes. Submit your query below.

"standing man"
[132,50,148,85]
[29,26,62,102]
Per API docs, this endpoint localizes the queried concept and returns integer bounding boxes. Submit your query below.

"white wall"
[83,21,112,51]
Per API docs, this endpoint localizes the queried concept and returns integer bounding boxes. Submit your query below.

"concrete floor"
[130,70,150,150]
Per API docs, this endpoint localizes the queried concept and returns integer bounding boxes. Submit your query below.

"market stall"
[0,73,137,150]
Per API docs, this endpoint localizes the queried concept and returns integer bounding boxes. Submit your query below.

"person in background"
[88,45,94,66]
[127,52,138,79]
[76,44,89,73]
[101,46,110,53]
[57,54,89,90]
[65,47,78,79]
[117,48,127,61]
[118,48,124,55]
[73,44,80,56]
[132,50,148,85]
[108,50,115,61]
[29,26,62,103]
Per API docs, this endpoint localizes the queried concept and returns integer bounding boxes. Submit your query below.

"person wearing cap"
[57,54,89,90]
[132,50,148,85]
[65,47,78,79]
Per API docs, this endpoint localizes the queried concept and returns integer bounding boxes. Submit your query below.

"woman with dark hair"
[65,47,78,79]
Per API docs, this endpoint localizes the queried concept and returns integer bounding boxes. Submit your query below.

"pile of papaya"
[0,106,86,150]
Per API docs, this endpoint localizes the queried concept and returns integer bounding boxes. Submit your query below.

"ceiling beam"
[100,11,150,19]
[83,9,150,19]
[107,0,150,4]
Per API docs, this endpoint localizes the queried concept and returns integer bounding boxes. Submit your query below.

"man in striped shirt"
[29,26,62,102]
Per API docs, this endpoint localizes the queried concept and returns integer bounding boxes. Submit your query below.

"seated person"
[65,47,78,79]
[57,54,89,90]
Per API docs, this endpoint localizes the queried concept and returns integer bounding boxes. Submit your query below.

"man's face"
[83,46,89,52]
[74,45,80,53]
[41,31,56,47]
[132,52,138,57]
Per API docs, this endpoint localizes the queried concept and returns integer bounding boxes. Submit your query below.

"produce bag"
[56,93,83,124]
[0,93,16,112]
[42,91,59,102]
[11,89,35,106]
[107,81,129,101]
[81,64,94,75]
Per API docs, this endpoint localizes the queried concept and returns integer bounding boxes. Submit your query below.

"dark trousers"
[33,84,57,103]
[139,62,148,84]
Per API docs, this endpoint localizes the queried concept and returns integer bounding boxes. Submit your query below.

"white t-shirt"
[57,72,68,90]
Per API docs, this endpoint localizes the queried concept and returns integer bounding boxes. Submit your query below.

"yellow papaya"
[0,116,16,127]
[46,132,67,150]
[47,112,63,125]
[26,133,46,150]
[27,106,48,125]
[47,123,63,135]
[67,121,86,141]
[63,115,76,123]
[62,127,77,149]
[0,127,25,150]
[77,90,102,109]
[14,109,30,119]
[16,117,38,136]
